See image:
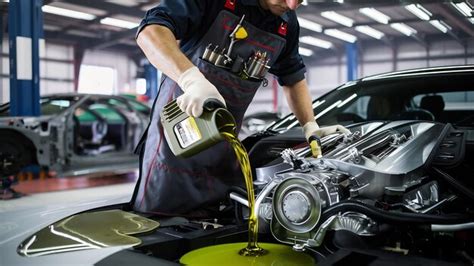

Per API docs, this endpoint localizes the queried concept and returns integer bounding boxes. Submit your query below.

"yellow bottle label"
[174,117,202,148]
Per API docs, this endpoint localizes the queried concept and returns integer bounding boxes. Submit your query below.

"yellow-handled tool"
[235,26,248,39]
[226,15,248,59]
[308,135,322,158]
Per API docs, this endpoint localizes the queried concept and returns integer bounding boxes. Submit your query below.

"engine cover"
[252,121,453,250]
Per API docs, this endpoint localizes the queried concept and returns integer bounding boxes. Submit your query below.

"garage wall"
[0,39,75,104]
[81,49,137,95]
[246,38,474,117]
[1,38,9,104]
[0,38,138,104]
[40,42,74,95]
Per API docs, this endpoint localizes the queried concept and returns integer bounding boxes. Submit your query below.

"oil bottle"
[161,99,236,157]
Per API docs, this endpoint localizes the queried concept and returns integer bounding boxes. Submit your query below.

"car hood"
[0,194,130,265]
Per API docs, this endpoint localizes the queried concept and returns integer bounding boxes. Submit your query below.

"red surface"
[13,172,137,194]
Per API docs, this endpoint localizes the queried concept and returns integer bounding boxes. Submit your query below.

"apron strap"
[278,22,288,36]
[224,0,289,37]
[224,0,236,11]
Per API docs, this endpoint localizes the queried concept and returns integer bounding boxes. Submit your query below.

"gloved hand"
[303,121,351,158]
[176,66,226,117]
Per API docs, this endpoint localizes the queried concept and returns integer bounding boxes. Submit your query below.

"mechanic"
[133,0,350,215]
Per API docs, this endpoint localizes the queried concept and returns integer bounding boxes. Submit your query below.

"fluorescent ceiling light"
[450,2,473,17]
[321,11,354,27]
[297,17,323,32]
[301,0,308,6]
[312,100,325,108]
[429,20,451,33]
[355,25,385,39]
[405,4,432,21]
[299,47,314,57]
[324,29,357,43]
[299,36,333,49]
[100,17,139,29]
[470,18,474,24]
[105,0,138,7]
[359,8,391,24]
[337,93,357,108]
[315,100,342,119]
[67,29,100,38]
[390,23,417,36]
[42,5,96,20]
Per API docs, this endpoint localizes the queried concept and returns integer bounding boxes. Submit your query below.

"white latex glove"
[176,66,226,117]
[303,121,351,140]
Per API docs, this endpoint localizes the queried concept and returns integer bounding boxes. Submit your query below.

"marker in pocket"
[244,51,270,80]
[202,43,213,61]
[208,46,220,64]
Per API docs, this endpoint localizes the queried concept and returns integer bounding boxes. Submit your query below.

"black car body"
[244,65,474,168]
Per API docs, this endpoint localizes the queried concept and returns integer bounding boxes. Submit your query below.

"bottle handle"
[203,98,226,111]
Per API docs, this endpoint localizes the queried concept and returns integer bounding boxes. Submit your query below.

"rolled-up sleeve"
[269,14,306,86]
[136,0,207,40]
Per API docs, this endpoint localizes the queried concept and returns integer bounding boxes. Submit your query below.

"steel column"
[1,9,3,101]
[346,42,358,82]
[144,62,159,100]
[272,78,278,113]
[73,46,84,92]
[8,0,43,116]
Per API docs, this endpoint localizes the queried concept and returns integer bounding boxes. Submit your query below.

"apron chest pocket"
[197,58,262,95]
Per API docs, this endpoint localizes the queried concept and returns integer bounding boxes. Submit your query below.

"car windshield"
[269,69,474,132]
[127,99,150,115]
[41,96,81,115]
[0,96,80,116]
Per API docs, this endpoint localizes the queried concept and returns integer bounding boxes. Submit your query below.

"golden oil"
[180,242,314,265]
[180,129,315,265]
[221,131,265,256]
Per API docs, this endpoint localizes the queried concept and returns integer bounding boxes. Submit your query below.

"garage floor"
[0,171,137,213]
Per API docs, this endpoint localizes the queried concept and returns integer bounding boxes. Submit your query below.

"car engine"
[232,121,473,262]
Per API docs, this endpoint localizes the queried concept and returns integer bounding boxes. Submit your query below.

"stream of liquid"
[180,130,315,265]
[221,131,265,256]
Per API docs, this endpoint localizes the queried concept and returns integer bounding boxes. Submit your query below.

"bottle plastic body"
[161,100,236,158]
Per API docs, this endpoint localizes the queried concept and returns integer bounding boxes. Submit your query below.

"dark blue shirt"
[138,0,306,86]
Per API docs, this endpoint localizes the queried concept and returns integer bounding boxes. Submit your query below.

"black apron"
[133,6,286,215]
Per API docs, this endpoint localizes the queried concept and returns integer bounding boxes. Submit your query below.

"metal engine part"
[248,121,453,251]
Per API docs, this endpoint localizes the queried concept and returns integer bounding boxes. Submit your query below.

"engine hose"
[432,167,474,202]
[227,186,248,225]
[321,200,473,225]
[431,222,474,232]
[227,186,248,198]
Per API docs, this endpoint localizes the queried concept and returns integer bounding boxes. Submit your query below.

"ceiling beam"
[44,1,153,51]
[41,1,144,42]
[44,30,138,55]
[410,33,428,48]
[44,30,98,46]
[326,18,427,30]
[302,8,467,47]
[434,3,474,37]
[303,0,456,12]
[52,0,145,17]
[43,0,55,6]
[88,28,137,50]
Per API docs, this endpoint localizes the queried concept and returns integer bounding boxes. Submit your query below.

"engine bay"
[17,121,474,265]
[230,121,474,263]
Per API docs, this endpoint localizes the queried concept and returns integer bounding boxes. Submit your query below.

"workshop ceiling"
[1,0,474,60]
